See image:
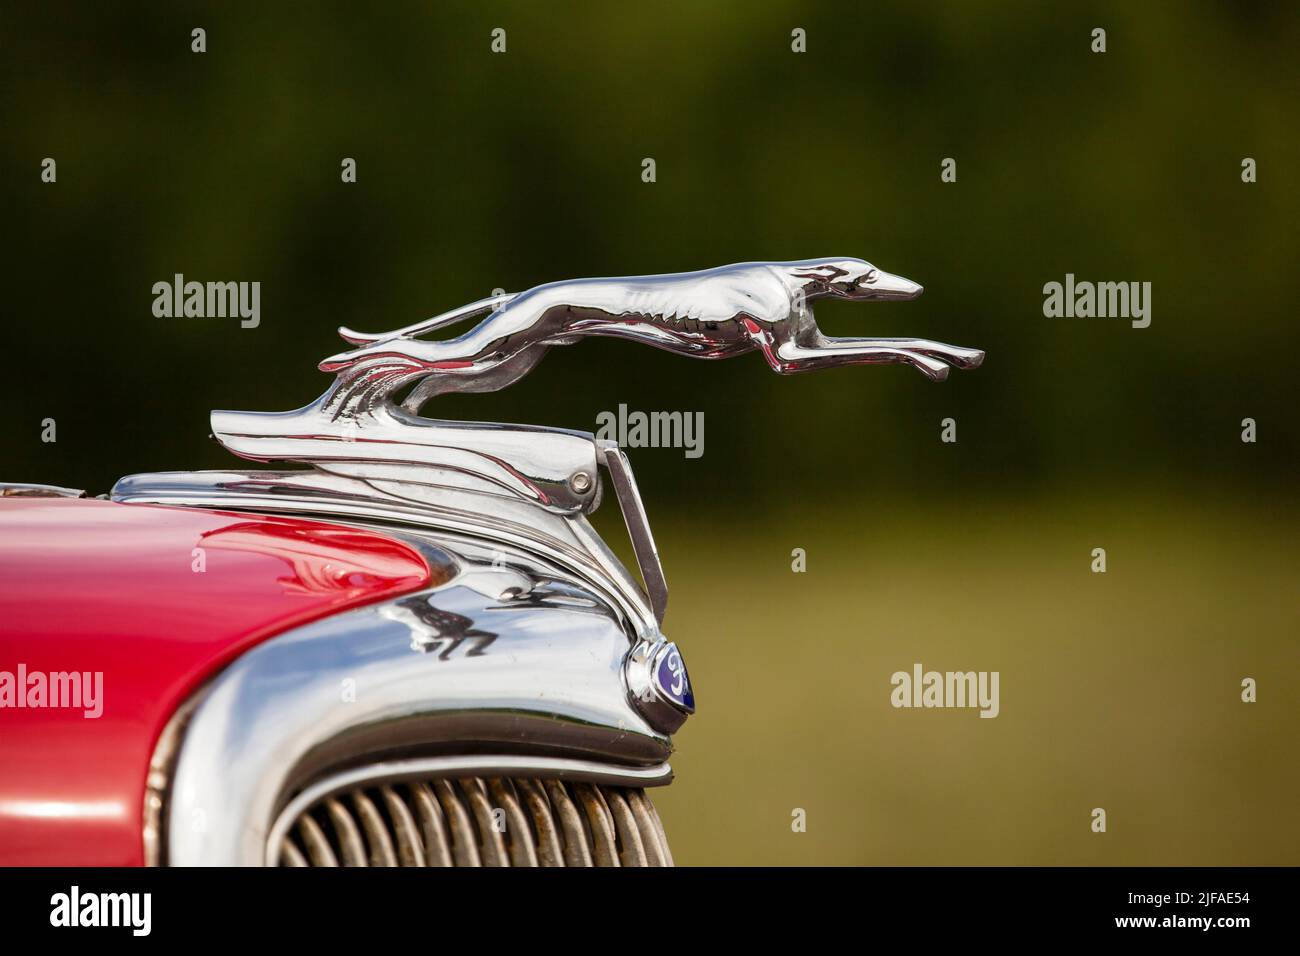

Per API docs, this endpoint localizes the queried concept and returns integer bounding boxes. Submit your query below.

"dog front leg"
[765,336,955,381]
[817,335,985,370]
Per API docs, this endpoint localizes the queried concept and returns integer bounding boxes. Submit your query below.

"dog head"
[785,258,923,302]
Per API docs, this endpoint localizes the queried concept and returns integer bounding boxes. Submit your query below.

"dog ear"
[790,263,846,280]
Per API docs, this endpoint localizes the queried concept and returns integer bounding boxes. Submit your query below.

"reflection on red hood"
[196,520,433,597]
[0,497,440,865]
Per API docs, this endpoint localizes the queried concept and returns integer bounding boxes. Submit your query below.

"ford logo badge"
[653,643,694,713]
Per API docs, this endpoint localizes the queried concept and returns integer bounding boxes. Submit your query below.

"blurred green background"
[2,1,1296,863]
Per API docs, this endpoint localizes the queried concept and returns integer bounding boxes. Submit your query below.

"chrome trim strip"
[213,403,603,516]
[264,756,672,865]
[112,469,660,640]
[0,482,86,498]
[142,691,204,867]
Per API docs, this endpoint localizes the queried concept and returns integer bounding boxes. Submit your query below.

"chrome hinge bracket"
[597,441,668,628]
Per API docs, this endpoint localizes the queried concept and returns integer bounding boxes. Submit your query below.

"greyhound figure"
[317,258,983,419]
[210,258,984,522]
[203,259,983,623]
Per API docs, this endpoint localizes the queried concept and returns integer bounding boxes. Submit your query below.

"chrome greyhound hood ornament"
[205,258,983,627]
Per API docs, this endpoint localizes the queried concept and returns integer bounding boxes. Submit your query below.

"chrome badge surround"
[624,640,695,735]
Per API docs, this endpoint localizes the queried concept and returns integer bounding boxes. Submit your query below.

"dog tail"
[337,291,518,345]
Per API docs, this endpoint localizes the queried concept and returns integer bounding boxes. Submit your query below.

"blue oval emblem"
[653,643,694,713]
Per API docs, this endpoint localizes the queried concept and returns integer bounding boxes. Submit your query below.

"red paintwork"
[0,497,434,865]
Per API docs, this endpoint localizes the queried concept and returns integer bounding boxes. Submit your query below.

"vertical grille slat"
[459,777,511,866]
[515,778,565,866]
[625,789,671,867]
[407,781,453,867]
[603,789,648,867]
[571,783,620,867]
[433,778,482,867]
[295,811,340,867]
[278,773,672,867]
[380,786,426,867]
[488,778,539,867]
[324,797,367,866]
[543,778,594,867]
[351,791,398,866]
[647,793,674,867]
[280,839,309,867]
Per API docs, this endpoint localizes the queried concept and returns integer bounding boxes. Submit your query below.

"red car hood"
[0,497,437,865]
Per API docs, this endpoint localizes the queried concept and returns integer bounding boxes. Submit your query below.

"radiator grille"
[277,777,673,867]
